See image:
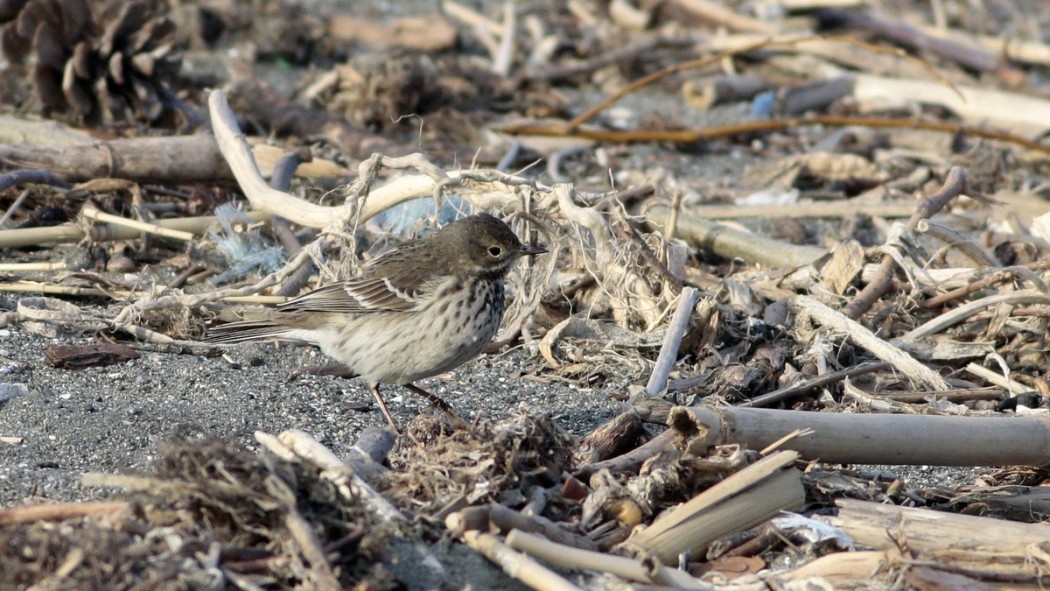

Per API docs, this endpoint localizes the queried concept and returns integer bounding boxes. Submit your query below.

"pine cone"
[1,0,182,124]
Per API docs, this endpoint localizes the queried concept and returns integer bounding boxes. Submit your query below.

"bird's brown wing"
[277,240,452,313]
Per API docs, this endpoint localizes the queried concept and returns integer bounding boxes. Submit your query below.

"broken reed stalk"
[828,499,1050,583]
[623,450,804,564]
[505,530,711,590]
[0,501,129,526]
[773,550,894,587]
[0,211,270,248]
[0,280,285,304]
[673,405,1050,466]
[645,287,700,395]
[646,205,826,267]
[80,205,195,241]
[461,531,583,591]
[447,504,599,551]
[255,429,405,524]
[832,498,1050,550]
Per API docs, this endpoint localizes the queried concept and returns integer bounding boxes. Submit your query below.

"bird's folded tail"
[205,320,295,344]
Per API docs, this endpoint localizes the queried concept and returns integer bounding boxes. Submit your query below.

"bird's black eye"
[488,246,503,257]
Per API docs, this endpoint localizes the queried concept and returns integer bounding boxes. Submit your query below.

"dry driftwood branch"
[851,74,1049,132]
[577,429,675,479]
[816,9,1001,73]
[673,404,1050,466]
[666,200,915,220]
[842,165,966,319]
[828,499,1050,582]
[646,205,826,268]
[0,135,346,184]
[254,429,405,525]
[209,90,521,231]
[794,295,950,391]
[460,531,583,591]
[623,450,803,564]
[645,287,700,395]
[506,529,711,590]
[574,412,647,466]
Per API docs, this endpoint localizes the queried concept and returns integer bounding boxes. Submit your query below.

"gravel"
[0,320,623,506]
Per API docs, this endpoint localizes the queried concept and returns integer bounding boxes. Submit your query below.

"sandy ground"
[0,304,624,507]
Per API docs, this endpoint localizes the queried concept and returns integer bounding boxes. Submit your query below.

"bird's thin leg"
[370,384,399,433]
[403,383,459,418]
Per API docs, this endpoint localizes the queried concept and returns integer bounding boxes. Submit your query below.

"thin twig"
[842,166,966,319]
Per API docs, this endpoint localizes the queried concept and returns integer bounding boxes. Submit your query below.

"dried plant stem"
[255,429,405,525]
[676,201,915,220]
[0,280,284,304]
[0,211,270,248]
[964,363,1028,395]
[919,262,1050,309]
[624,450,803,563]
[283,500,342,591]
[843,166,966,319]
[500,115,1050,154]
[461,531,583,591]
[506,530,712,590]
[647,205,825,267]
[80,205,195,241]
[0,501,128,526]
[645,287,700,395]
[794,295,950,391]
[447,504,599,551]
[743,360,892,408]
[903,290,1050,341]
[0,261,67,272]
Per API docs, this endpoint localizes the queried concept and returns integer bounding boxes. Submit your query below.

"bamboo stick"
[646,205,826,267]
[680,405,1050,466]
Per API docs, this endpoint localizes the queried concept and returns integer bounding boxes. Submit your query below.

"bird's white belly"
[322,278,504,385]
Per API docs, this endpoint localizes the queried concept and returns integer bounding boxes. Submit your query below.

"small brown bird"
[206,213,546,430]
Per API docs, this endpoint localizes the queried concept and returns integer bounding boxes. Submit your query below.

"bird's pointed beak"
[520,244,547,256]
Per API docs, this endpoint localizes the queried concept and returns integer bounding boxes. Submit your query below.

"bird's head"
[441,213,546,276]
